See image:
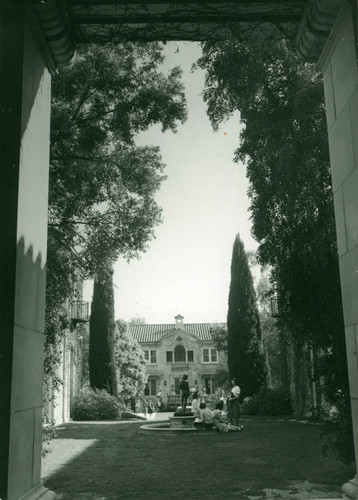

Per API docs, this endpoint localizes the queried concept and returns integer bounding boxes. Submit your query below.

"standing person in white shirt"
[228,378,244,430]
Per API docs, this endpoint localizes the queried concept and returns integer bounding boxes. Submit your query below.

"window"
[187,350,194,362]
[145,377,157,396]
[144,350,149,362]
[203,348,209,363]
[202,348,218,363]
[150,378,157,395]
[150,350,157,363]
[174,345,186,362]
[166,351,173,362]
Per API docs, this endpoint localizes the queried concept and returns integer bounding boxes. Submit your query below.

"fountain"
[169,409,195,428]
[140,406,213,433]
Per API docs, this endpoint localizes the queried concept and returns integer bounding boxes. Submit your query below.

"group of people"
[180,375,244,433]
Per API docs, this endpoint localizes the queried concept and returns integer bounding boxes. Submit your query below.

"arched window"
[174,344,186,362]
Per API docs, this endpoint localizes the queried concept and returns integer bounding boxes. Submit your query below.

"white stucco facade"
[130,316,227,399]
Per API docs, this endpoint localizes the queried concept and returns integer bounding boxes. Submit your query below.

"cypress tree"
[89,269,118,397]
[227,234,266,398]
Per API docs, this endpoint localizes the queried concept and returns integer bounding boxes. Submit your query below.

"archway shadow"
[0,237,47,499]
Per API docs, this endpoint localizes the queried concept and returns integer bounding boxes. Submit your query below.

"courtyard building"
[129,315,226,404]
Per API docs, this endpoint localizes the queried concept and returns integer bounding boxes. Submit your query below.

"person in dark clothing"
[179,374,190,414]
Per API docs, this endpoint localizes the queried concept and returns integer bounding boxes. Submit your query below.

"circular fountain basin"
[140,421,215,434]
[140,422,195,432]
[169,415,195,428]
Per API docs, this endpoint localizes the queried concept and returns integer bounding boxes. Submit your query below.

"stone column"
[317,3,358,499]
[0,7,55,500]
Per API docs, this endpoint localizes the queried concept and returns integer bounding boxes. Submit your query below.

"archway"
[174,345,186,362]
[1,1,358,499]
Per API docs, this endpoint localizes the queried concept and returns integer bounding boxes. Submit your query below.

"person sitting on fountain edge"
[191,392,200,420]
[212,401,241,432]
[196,402,214,429]
[179,374,190,414]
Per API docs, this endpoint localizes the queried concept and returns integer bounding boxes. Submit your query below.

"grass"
[42,416,353,499]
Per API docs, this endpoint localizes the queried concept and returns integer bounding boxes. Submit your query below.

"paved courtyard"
[42,415,352,499]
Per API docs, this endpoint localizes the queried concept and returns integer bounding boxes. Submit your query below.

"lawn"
[42,416,353,500]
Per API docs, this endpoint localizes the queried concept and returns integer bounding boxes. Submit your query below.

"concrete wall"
[44,328,85,425]
[318,3,358,498]
[47,335,71,425]
[0,13,54,500]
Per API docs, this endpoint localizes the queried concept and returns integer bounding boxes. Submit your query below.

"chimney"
[174,314,184,329]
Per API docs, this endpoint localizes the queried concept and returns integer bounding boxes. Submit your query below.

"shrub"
[73,387,127,421]
[321,392,355,467]
[241,387,292,416]
[42,417,57,457]
[241,396,259,415]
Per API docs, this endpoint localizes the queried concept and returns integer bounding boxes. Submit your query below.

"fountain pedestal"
[169,415,195,428]
[140,408,206,432]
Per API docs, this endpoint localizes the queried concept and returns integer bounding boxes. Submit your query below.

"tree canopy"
[49,43,187,279]
[44,42,187,405]
[115,320,147,402]
[196,40,341,350]
[196,39,352,463]
[210,324,228,354]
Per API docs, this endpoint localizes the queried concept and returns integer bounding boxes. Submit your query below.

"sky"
[83,42,257,324]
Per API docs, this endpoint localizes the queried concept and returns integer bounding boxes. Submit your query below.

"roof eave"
[296,0,342,62]
[31,0,75,75]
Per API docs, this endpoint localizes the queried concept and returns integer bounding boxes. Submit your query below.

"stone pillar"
[0,7,55,500]
[317,3,358,499]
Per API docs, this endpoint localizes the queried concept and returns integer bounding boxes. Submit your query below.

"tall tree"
[49,42,187,278]
[196,39,343,358]
[45,43,187,402]
[227,235,266,398]
[89,270,118,396]
[196,39,352,463]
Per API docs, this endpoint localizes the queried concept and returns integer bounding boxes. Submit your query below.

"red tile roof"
[129,323,226,344]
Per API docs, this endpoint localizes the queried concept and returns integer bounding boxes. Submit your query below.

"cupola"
[174,314,184,329]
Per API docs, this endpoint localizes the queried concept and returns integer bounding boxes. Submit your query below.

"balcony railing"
[171,362,189,371]
[71,301,89,325]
